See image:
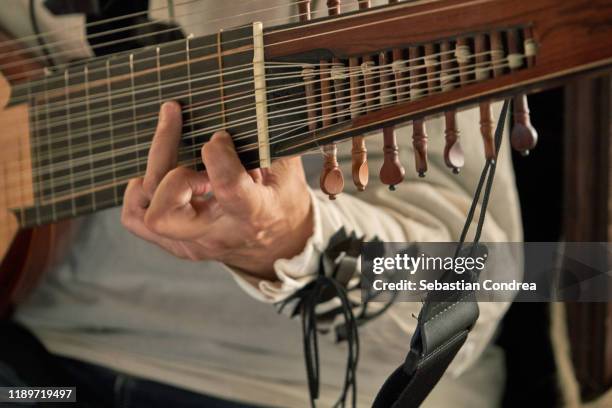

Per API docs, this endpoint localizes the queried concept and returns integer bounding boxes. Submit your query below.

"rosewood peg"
[380,126,405,190]
[318,0,344,200]
[412,119,428,177]
[511,94,538,155]
[349,0,372,192]
[511,28,538,155]
[351,136,368,191]
[479,101,496,161]
[444,110,464,173]
[320,143,345,200]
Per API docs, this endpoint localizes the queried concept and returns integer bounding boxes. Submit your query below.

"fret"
[39,71,58,223]
[88,57,122,208]
[43,70,73,220]
[84,66,97,211]
[129,54,141,174]
[63,69,77,215]
[27,80,42,226]
[108,53,140,187]
[156,47,162,102]
[132,47,161,175]
[63,64,93,215]
[216,31,227,129]
[157,39,196,169]
[186,34,198,165]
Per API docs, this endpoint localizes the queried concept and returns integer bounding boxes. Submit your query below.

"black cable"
[29,0,56,69]
[280,256,359,408]
[455,99,511,256]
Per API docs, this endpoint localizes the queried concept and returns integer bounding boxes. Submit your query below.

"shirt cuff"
[225,188,327,303]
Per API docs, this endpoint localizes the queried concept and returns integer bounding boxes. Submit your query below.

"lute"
[1,0,612,292]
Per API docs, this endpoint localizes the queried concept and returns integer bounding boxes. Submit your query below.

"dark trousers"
[0,321,262,408]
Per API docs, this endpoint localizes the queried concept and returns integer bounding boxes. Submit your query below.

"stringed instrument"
[1,0,612,312]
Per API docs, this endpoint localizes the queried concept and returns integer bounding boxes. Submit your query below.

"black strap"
[373,99,511,408]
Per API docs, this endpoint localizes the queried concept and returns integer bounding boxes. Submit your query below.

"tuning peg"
[444,110,464,173]
[511,94,538,156]
[412,119,428,177]
[479,101,496,161]
[472,34,496,162]
[349,57,368,191]
[380,126,405,190]
[351,136,368,191]
[320,143,344,199]
[510,28,538,156]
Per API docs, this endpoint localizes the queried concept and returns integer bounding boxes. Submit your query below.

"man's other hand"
[121,101,313,280]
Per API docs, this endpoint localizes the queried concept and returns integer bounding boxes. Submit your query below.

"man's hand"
[121,101,313,280]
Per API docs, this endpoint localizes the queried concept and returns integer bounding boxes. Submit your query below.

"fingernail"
[211,130,230,140]
[160,101,179,121]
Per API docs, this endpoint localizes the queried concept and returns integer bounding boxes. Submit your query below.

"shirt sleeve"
[226,106,523,375]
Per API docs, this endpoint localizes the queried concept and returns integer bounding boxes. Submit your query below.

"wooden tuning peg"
[318,0,345,200]
[473,34,496,162]
[380,126,405,190]
[511,28,537,156]
[480,101,496,161]
[444,110,464,173]
[320,144,344,199]
[351,137,368,191]
[349,0,372,192]
[348,55,368,191]
[511,94,538,156]
[412,119,428,177]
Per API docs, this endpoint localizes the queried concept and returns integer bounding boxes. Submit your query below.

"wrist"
[238,186,314,280]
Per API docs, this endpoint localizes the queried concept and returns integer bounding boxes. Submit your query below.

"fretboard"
[15,25,262,228]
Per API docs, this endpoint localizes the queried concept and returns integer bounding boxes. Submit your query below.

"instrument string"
[28,49,482,138]
[2,0,370,83]
[6,0,433,91]
[6,59,512,198]
[1,0,315,68]
[28,62,333,129]
[3,51,506,174]
[18,65,508,225]
[2,55,516,193]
